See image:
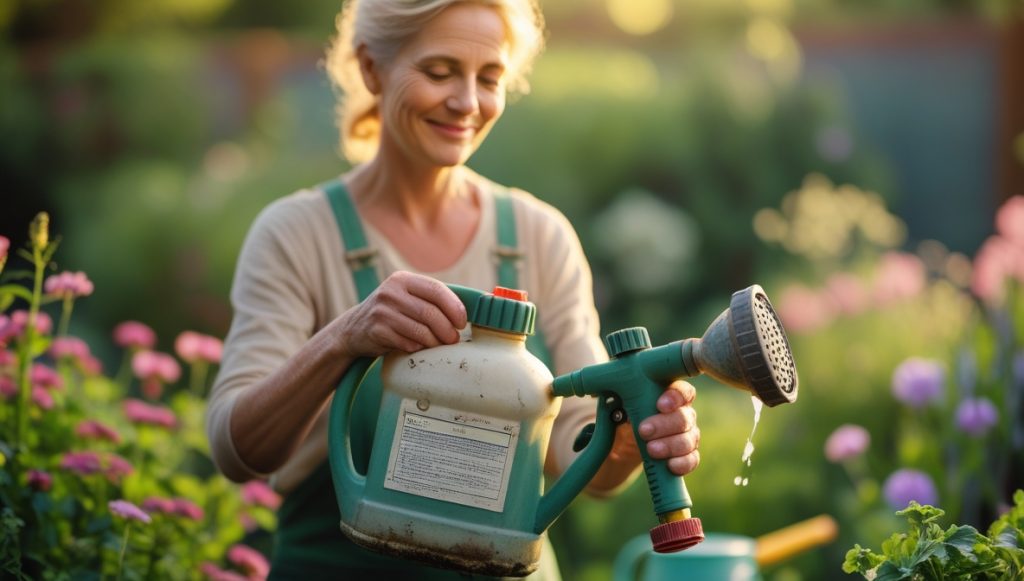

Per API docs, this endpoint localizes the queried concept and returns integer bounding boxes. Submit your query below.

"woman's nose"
[446,80,479,115]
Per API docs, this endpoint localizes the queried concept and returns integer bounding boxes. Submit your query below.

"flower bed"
[0,214,275,580]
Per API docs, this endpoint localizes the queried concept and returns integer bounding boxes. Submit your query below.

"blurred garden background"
[2,0,1024,579]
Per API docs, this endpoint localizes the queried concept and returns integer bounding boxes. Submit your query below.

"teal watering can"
[613,515,838,581]
[329,284,798,576]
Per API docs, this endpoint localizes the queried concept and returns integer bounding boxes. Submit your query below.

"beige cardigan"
[206,180,609,494]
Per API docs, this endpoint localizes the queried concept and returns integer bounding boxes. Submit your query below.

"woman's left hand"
[633,380,700,476]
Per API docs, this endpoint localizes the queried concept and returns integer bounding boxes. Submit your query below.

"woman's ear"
[356,44,382,95]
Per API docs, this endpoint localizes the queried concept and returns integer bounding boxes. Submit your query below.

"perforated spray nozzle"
[682,284,798,406]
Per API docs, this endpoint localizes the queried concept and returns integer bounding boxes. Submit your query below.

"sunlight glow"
[607,0,674,36]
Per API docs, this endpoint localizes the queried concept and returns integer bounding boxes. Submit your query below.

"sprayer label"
[384,400,519,512]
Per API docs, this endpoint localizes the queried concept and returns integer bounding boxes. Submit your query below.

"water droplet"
[734,396,763,487]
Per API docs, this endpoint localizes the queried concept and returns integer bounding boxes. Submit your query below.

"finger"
[403,273,468,330]
[666,450,700,476]
[656,381,696,413]
[637,406,697,441]
[364,323,424,355]
[392,294,461,346]
[645,428,700,460]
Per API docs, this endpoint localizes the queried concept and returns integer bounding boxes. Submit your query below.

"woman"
[206,0,701,578]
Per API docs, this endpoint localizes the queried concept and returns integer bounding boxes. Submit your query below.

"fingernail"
[649,441,665,455]
[639,423,654,437]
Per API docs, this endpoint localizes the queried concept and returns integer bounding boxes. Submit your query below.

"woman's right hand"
[335,271,468,357]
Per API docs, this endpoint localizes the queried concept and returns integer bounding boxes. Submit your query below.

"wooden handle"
[755,514,838,567]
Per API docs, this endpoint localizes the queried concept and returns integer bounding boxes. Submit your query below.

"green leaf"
[0,284,32,301]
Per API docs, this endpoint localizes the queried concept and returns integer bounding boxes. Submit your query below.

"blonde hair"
[325,0,546,163]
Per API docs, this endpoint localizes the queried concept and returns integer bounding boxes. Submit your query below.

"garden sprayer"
[327,283,798,576]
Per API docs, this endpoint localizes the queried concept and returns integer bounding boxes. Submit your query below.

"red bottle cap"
[650,517,704,553]
[493,286,528,301]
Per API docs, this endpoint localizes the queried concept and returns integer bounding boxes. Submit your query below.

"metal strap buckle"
[493,245,524,261]
[345,247,378,268]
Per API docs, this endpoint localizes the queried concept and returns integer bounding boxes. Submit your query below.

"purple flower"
[109,499,152,524]
[955,397,999,437]
[883,469,938,510]
[892,358,945,409]
[824,424,870,462]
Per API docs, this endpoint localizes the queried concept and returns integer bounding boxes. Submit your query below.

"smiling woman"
[205,0,704,578]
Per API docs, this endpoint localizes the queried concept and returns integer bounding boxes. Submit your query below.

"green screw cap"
[606,327,652,357]
[470,286,536,335]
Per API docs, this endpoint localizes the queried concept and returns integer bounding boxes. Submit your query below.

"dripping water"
[734,395,764,487]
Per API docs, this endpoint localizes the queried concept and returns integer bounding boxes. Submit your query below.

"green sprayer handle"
[533,395,617,533]
[551,342,695,517]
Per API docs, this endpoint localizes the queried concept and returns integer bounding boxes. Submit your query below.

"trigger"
[572,422,596,452]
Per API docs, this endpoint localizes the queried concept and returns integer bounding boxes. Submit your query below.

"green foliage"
[843,498,1024,580]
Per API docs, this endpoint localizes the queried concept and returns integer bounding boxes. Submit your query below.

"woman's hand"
[634,380,700,476]
[335,271,468,357]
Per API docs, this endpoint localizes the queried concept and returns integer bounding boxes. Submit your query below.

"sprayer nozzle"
[650,518,704,553]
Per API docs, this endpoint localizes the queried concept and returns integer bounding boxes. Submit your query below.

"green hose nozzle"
[552,285,798,553]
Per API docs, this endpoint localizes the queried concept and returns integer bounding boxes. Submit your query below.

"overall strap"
[493,189,523,289]
[321,178,380,301]
[493,189,553,370]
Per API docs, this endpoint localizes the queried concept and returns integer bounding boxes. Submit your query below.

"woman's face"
[372,3,509,169]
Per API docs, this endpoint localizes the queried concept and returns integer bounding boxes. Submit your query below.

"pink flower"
[824,273,868,316]
[227,544,269,580]
[0,377,15,399]
[31,364,62,391]
[60,451,103,476]
[113,321,157,350]
[971,235,1024,304]
[173,498,205,521]
[122,398,177,429]
[109,499,152,524]
[27,469,53,492]
[200,562,250,581]
[76,419,122,444]
[132,351,181,399]
[776,284,836,334]
[49,336,91,363]
[996,195,1024,245]
[0,310,53,343]
[0,350,13,368]
[873,252,927,306]
[824,424,870,462]
[44,271,94,298]
[241,480,281,510]
[32,387,54,410]
[104,453,134,482]
[142,496,177,514]
[79,354,103,376]
[175,331,224,364]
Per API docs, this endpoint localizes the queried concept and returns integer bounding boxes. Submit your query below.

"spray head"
[683,284,798,406]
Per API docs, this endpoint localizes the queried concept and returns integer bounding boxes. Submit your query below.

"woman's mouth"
[427,120,474,139]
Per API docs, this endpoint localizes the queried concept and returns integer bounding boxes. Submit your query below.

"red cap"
[650,518,704,553]
[493,286,528,301]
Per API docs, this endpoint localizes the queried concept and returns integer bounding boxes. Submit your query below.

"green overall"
[268,180,557,580]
